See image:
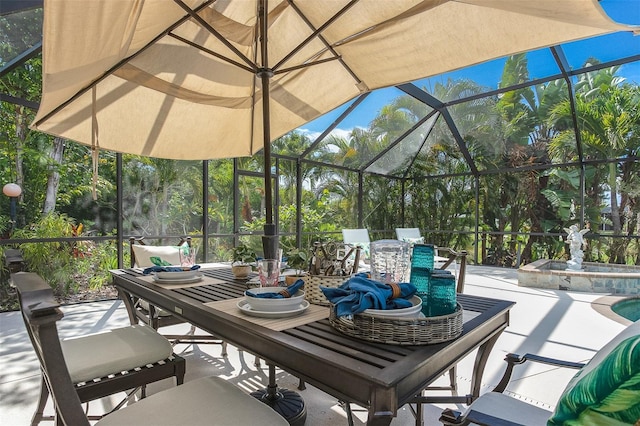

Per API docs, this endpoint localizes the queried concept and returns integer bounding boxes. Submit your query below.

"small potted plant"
[231,243,256,278]
[284,247,309,285]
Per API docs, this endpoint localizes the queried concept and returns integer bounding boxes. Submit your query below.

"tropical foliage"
[1,23,639,304]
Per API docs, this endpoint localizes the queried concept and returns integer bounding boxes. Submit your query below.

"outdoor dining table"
[111,265,515,426]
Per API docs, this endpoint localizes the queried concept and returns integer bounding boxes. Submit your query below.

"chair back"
[341,228,372,263]
[14,272,91,426]
[129,236,192,268]
[395,228,422,240]
[342,229,371,245]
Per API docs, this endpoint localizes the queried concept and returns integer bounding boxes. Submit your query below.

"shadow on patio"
[0,265,628,425]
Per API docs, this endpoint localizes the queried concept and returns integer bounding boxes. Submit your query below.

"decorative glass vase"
[370,239,410,284]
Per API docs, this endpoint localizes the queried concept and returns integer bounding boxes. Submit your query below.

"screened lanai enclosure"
[0,0,639,299]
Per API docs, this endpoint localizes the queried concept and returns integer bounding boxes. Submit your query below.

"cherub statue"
[563,224,589,270]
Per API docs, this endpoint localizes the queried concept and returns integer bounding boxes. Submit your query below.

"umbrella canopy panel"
[32,0,630,161]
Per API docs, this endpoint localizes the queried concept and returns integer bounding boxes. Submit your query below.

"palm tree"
[492,54,568,264]
[550,64,640,263]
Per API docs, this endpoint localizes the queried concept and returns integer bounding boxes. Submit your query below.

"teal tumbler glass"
[428,271,456,316]
[410,244,434,315]
[411,244,434,270]
[409,266,430,315]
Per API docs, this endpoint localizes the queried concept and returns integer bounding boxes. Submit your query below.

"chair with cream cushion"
[395,228,468,291]
[395,227,451,266]
[127,237,226,353]
[129,236,188,269]
[395,228,469,409]
[341,228,371,253]
[15,272,288,426]
[440,319,640,425]
[341,228,372,272]
[13,272,186,425]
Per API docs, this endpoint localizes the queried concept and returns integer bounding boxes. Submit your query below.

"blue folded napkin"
[143,264,201,275]
[245,279,305,299]
[320,273,417,318]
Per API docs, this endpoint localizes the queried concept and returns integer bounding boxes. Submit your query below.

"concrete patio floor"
[0,265,632,425]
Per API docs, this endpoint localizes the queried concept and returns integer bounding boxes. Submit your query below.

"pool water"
[612,298,640,322]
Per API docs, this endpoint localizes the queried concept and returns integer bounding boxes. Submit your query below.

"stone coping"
[520,259,640,278]
[591,295,637,326]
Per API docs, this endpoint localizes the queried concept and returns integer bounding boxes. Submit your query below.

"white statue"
[563,224,589,271]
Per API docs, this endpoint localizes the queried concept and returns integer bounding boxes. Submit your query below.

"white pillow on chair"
[131,244,183,267]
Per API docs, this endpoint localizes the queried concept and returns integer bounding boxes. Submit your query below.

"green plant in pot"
[231,243,256,279]
[284,248,309,285]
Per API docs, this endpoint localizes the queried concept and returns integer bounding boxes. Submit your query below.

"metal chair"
[13,272,186,425]
[440,320,640,426]
[127,237,227,353]
[393,229,469,422]
[341,228,371,271]
[395,227,450,266]
[14,271,288,426]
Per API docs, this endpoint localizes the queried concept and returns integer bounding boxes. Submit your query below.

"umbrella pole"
[253,2,305,424]
[258,0,277,261]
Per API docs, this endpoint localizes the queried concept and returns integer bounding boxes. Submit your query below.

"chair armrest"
[435,247,468,292]
[493,352,585,393]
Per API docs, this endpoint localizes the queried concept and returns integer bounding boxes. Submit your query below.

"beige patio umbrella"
[31,0,631,259]
[30,1,633,421]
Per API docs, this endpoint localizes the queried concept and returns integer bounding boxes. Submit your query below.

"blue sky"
[299,0,640,137]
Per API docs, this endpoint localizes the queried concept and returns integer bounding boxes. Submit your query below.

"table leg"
[469,331,502,399]
[367,387,395,426]
[116,288,138,326]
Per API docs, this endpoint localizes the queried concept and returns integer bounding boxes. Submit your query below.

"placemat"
[139,274,226,289]
[205,298,329,331]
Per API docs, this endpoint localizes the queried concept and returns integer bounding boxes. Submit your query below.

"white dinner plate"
[152,273,203,284]
[363,296,423,318]
[156,269,199,280]
[237,299,309,318]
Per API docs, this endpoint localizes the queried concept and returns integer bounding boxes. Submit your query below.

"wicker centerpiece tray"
[329,303,463,345]
[303,274,351,306]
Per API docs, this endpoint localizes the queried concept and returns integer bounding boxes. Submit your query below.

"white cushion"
[61,324,173,383]
[96,376,288,426]
[131,244,182,267]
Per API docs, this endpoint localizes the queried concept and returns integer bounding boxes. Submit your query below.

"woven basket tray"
[329,303,463,345]
[303,275,351,306]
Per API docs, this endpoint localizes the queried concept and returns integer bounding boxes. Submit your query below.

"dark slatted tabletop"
[112,266,514,425]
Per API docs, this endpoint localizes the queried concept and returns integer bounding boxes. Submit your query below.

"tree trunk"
[43,138,65,214]
[14,106,26,207]
[608,163,626,263]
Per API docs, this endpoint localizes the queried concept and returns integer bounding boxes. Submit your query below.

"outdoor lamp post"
[3,183,22,228]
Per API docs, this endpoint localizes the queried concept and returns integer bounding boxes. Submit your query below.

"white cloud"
[298,126,365,142]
